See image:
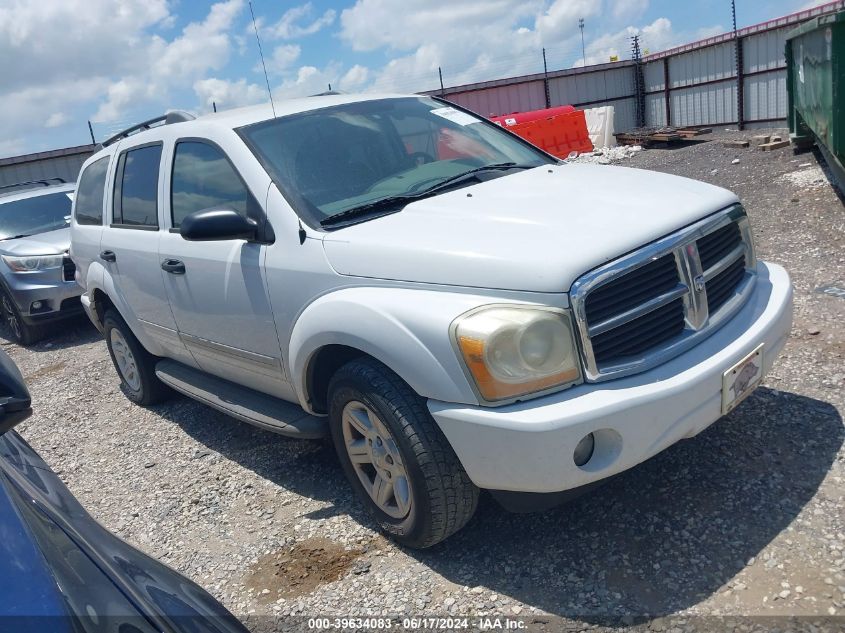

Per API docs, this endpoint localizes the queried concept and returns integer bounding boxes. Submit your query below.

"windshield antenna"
[249,0,276,118]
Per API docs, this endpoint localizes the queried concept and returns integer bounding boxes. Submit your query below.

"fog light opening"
[573,432,595,467]
[31,301,43,310]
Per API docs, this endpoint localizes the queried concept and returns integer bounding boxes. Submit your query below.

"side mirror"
[0,349,31,436]
[180,209,258,242]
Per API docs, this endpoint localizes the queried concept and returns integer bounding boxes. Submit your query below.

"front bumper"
[428,262,793,494]
[3,268,82,325]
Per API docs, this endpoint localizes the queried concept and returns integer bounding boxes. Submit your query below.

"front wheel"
[103,310,170,405]
[328,358,479,548]
[0,290,41,345]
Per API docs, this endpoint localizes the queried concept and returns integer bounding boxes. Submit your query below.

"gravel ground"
[5,128,845,632]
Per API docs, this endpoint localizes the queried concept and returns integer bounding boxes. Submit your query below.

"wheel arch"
[89,287,113,330]
[288,288,481,415]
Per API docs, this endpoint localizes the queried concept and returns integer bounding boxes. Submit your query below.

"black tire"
[0,290,42,346]
[328,358,479,548]
[103,309,170,405]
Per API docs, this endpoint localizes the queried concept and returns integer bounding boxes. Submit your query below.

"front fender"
[288,287,517,411]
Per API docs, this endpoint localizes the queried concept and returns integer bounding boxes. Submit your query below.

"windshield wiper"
[0,234,32,241]
[414,162,536,196]
[319,163,536,228]
[320,195,422,227]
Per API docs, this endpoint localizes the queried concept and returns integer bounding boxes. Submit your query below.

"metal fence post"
[663,57,671,126]
[736,37,745,130]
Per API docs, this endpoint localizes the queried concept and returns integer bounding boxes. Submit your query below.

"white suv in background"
[70,94,793,548]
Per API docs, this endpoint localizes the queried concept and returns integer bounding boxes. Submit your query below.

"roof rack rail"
[101,110,196,148]
[0,178,67,192]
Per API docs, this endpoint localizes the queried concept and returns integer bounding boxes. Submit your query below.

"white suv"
[70,94,793,547]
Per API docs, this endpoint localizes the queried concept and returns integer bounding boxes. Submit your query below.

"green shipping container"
[786,11,845,186]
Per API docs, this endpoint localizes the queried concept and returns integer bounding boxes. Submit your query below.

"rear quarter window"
[75,156,110,226]
[113,144,162,228]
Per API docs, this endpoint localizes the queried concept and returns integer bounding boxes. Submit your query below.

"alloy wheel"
[1,295,21,341]
[341,400,413,519]
[110,328,142,391]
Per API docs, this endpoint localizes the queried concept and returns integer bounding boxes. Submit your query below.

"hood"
[0,431,248,632]
[0,227,69,257]
[322,164,739,293]
[0,461,76,626]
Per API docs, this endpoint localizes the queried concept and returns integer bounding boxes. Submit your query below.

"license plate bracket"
[722,344,764,414]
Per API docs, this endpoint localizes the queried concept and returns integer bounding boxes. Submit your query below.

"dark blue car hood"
[0,474,73,629]
[0,431,248,633]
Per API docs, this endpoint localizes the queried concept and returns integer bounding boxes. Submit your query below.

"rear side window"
[113,144,162,228]
[170,142,249,228]
[75,156,110,225]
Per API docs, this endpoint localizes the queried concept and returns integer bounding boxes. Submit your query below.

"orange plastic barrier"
[490,105,575,127]
[496,109,594,158]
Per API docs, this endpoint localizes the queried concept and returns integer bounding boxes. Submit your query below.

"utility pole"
[732,0,744,130]
[542,48,551,108]
[631,35,645,128]
[579,18,586,66]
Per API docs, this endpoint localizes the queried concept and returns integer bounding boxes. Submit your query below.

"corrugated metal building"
[0,144,96,189]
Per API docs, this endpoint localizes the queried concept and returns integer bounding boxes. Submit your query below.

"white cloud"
[340,64,370,89]
[45,113,70,129]
[275,63,344,97]
[94,0,244,122]
[266,44,302,74]
[0,0,170,94]
[3,77,110,149]
[342,0,543,52]
[341,0,549,92]
[193,62,346,114]
[534,0,601,44]
[266,3,336,39]
[610,0,649,22]
[193,78,268,111]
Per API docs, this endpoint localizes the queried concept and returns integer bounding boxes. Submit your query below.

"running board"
[155,360,327,439]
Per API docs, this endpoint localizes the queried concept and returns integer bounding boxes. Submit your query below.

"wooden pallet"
[615,127,712,146]
[676,127,712,137]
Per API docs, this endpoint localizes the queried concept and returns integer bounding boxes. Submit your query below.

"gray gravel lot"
[5,128,845,631]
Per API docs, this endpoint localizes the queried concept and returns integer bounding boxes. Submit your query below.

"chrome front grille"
[570,205,757,381]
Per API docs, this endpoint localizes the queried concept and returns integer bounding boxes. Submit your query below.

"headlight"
[1,254,63,272]
[452,305,582,403]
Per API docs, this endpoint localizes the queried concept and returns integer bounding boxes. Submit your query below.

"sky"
[0,0,832,158]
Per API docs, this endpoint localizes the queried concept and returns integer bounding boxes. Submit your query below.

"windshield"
[0,191,73,240]
[239,97,551,227]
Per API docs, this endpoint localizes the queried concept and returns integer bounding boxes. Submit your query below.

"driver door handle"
[161,259,186,274]
[99,250,116,262]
